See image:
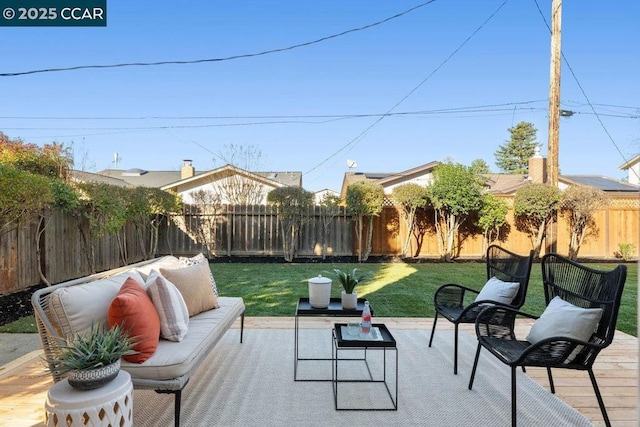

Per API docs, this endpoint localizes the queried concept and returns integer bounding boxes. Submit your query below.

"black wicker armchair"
[428,245,534,374]
[468,253,627,427]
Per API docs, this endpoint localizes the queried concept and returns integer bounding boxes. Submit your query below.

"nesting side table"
[332,323,398,410]
[294,297,372,381]
[45,370,133,427]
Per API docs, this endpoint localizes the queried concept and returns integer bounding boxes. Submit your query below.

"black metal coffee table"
[294,297,371,381]
[332,323,398,410]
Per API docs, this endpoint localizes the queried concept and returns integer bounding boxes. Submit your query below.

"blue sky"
[1,0,638,192]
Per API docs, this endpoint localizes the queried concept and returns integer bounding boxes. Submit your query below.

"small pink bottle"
[361,301,371,335]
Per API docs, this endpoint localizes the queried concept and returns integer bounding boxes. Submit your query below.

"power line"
[0,100,547,121]
[304,0,511,178]
[0,1,437,77]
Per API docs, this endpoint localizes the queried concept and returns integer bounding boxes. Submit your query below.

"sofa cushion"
[160,262,219,317]
[134,255,181,281]
[121,297,245,380]
[108,277,161,363]
[146,270,189,342]
[179,253,219,297]
[48,270,144,338]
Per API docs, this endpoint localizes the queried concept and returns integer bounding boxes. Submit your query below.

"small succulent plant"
[330,268,371,294]
[47,322,136,376]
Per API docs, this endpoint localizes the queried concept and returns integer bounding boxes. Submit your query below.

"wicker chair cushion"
[526,296,603,353]
[474,276,520,305]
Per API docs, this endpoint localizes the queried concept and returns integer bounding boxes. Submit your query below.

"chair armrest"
[433,283,480,309]
[474,306,537,340]
[518,336,604,366]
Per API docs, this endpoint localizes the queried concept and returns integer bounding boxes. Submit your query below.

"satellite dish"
[347,160,358,169]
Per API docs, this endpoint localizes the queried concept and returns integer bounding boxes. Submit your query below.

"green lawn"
[2,261,636,336]
[211,261,638,337]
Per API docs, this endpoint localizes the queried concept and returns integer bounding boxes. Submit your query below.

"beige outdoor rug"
[132,328,592,426]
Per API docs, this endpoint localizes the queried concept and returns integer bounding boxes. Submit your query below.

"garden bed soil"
[0,285,44,326]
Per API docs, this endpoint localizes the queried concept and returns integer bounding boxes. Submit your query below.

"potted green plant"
[46,323,136,390]
[331,268,371,310]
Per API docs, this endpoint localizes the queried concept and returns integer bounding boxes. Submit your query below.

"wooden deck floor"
[0,318,637,426]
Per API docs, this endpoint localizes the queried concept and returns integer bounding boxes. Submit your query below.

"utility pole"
[547,0,562,187]
[546,0,562,255]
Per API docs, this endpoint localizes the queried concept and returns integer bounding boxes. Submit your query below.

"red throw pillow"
[107,276,160,363]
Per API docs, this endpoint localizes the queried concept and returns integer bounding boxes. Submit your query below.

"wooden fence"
[157,204,354,257]
[1,195,638,295]
[368,195,640,259]
[0,209,149,295]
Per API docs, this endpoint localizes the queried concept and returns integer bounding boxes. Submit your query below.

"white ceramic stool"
[45,370,133,427]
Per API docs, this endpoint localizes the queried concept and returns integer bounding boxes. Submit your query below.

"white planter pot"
[308,275,332,308]
[341,290,358,310]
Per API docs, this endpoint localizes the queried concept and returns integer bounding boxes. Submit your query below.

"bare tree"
[214,144,267,205]
[318,193,342,259]
[190,189,223,257]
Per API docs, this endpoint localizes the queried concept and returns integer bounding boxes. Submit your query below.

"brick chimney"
[528,146,547,184]
[181,159,195,179]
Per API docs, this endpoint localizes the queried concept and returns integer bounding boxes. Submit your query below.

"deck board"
[0,317,636,426]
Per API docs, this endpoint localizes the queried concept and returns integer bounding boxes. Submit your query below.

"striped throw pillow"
[146,270,189,342]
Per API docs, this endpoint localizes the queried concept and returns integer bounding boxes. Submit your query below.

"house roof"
[560,175,640,192]
[619,154,640,170]
[160,164,302,191]
[483,174,528,194]
[98,165,302,189]
[98,169,199,188]
[71,170,135,187]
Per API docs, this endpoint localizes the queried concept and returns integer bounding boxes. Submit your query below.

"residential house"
[96,160,303,205]
[340,154,639,197]
[314,188,340,204]
[619,154,640,185]
[339,161,439,201]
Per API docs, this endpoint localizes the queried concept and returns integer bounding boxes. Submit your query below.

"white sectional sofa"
[32,255,245,427]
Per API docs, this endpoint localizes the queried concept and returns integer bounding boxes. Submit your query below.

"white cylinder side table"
[45,370,133,427]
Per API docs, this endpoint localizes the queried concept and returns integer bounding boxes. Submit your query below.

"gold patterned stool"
[45,370,133,427]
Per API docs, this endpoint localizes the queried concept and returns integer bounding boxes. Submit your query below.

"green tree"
[391,183,429,257]
[428,162,484,261]
[77,182,129,272]
[477,193,509,255]
[147,188,182,257]
[494,121,539,174]
[0,165,53,235]
[267,186,314,262]
[469,158,491,175]
[513,183,562,258]
[346,181,385,262]
[0,133,72,179]
[560,185,608,260]
[318,193,342,260]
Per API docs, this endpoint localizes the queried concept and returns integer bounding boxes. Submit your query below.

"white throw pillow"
[526,296,603,362]
[146,270,189,342]
[474,276,520,305]
[179,253,219,296]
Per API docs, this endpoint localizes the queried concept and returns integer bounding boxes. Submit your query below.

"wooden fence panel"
[157,204,354,257]
[0,223,39,294]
